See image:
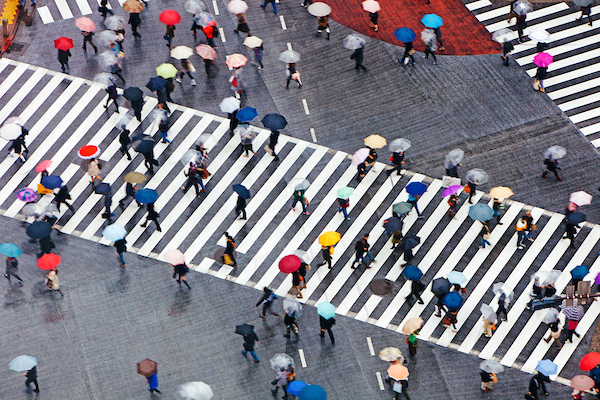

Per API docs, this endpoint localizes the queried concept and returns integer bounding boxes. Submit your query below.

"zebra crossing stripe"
[55,0,74,19]
[0,68,46,125]
[484,3,569,33]
[0,63,28,102]
[37,6,54,24]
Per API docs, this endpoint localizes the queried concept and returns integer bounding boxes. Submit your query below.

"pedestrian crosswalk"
[36,0,124,24]
[466,0,600,149]
[1,59,599,382]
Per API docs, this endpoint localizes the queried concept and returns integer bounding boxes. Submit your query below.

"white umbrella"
[4,116,25,126]
[388,138,411,153]
[105,15,126,30]
[513,0,532,15]
[492,283,514,302]
[226,0,248,14]
[569,191,592,206]
[362,0,380,12]
[290,178,310,191]
[185,0,206,13]
[233,125,251,140]
[163,249,185,265]
[480,304,496,322]
[480,360,504,373]
[170,46,194,60]
[444,149,464,168]
[529,29,550,42]
[243,35,263,48]
[9,355,38,372]
[492,28,513,43]
[270,353,294,371]
[544,145,566,160]
[466,168,489,185]
[531,270,561,286]
[0,123,22,140]
[283,297,302,318]
[279,50,301,63]
[176,381,214,400]
[343,34,366,50]
[292,249,310,263]
[307,2,331,16]
[542,308,559,324]
[181,149,203,165]
[94,73,116,86]
[219,97,241,113]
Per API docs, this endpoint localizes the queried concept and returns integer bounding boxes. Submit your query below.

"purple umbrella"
[16,188,37,202]
[533,52,553,68]
[442,185,462,197]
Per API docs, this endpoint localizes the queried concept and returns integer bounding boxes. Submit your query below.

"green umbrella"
[156,63,178,79]
[393,202,412,214]
[337,186,354,200]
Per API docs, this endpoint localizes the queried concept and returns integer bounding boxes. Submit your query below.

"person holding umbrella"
[120,174,144,209]
[480,221,491,249]
[234,12,251,35]
[351,234,375,268]
[176,58,197,86]
[118,125,132,160]
[173,262,191,289]
[577,0,593,26]
[543,322,562,349]
[392,150,405,176]
[317,301,336,344]
[7,133,28,162]
[542,153,563,181]
[128,13,142,38]
[529,372,550,398]
[57,46,72,73]
[5,254,23,285]
[233,184,250,219]
[292,259,310,298]
[285,63,302,89]
[346,35,368,73]
[421,28,438,65]
[105,83,120,113]
[316,15,331,40]
[124,87,144,122]
[164,24,176,49]
[261,0,277,13]
[239,326,260,362]
[143,147,159,174]
[394,28,416,66]
[182,162,203,196]
[82,31,98,53]
[291,187,309,215]
[45,267,64,297]
[140,202,161,232]
[283,298,300,338]
[24,365,40,393]
[256,286,280,318]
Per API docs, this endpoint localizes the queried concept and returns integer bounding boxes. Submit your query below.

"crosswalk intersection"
[36,0,123,24]
[1,59,599,381]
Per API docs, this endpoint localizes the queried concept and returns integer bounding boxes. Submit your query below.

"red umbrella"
[279,255,301,273]
[54,37,74,51]
[580,352,600,371]
[78,145,100,159]
[159,10,181,25]
[37,253,61,270]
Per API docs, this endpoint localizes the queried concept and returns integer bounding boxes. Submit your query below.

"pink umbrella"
[351,148,370,166]
[442,185,463,197]
[570,191,592,206]
[362,0,380,12]
[571,375,595,391]
[35,160,53,173]
[75,17,96,32]
[196,44,217,60]
[225,54,248,68]
[533,52,553,67]
[163,249,185,265]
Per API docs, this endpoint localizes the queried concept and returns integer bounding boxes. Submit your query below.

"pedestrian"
[368,11,379,31]
[401,42,415,66]
[390,229,403,249]
[507,0,518,21]
[541,157,562,181]
[566,318,581,343]
[131,98,143,122]
[24,366,40,393]
[366,147,378,166]
[195,159,208,190]
[291,188,309,215]
[231,66,248,96]
[543,322,563,349]
[105,84,119,113]
[522,210,535,241]
[57,48,71,73]
[38,235,55,258]
[337,197,350,220]
[119,182,139,210]
[82,31,98,53]
[182,162,203,196]
[118,125,131,160]
[143,149,159,174]
[480,221,491,249]
[201,57,215,77]
[224,232,238,267]
[447,194,459,218]
[434,295,447,317]
[256,286,280,317]
[191,14,202,37]
[267,130,280,161]
[578,4,592,26]
[176,58,196,86]
[284,63,302,89]
[99,0,113,19]
[172,262,191,289]
[102,189,115,221]
[316,245,333,269]
[480,369,495,392]
[351,234,375,268]
[129,12,141,37]
[502,39,514,66]
[87,158,102,185]
[241,128,254,157]
[241,331,260,362]
[140,202,161,232]
[528,373,550,399]
[407,331,418,356]
[389,375,409,400]
[482,316,496,337]
[261,0,277,13]
[156,108,170,144]
[434,27,444,51]
[391,150,405,175]
[292,262,310,298]
[316,15,330,40]
[422,28,437,65]
[109,61,126,85]
[492,198,503,225]
[407,193,421,217]
[319,315,335,344]
[283,312,298,338]
[7,134,28,162]
[301,0,313,7]
[234,13,251,35]
[515,217,528,249]
[497,293,508,321]
[516,13,527,43]
[111,237,126,267]
[564,222,579,249]
[235,194,247,220]
[402,247,414,266]
[5,256,23,285]
[350,45,368,72]
[146,372,161,393]
[534,66,548,93]
[544,283,556,297]
[45,267,64,297]
[253,44,264,69]
[115,29,125,54]
[406,279,425,304]
[445,162,461,178]
[164,24,175,49]
[442,310,458,331]
[203,19,217,47]
[271,368,289,399]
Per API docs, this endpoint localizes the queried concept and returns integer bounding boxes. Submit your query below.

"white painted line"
[219,27,226,42]
[569,105,600,124]
[544,62,600,89]
[558,93,600,112]
[302,99,310,115]
[54,0,74,19]
[287,42,293,51]
[474,5,510,22]
[0,63,28,101]
[75,0,93,15]
[484,3,569,33]
[376,372,385,390]
[466,0,491,11]
[212,0,219,15]
[280,15,287,30]
[366,337,375,356]
[215,265,234,279]
[275,0,279,3]
[548,76,600,101]
[0,67,46,124]
[193,258,215,273]
[309,128,317,142]
[526,49,600,77]
[583,122,600,137]
[37,6,54,24]
[298,349,307,367]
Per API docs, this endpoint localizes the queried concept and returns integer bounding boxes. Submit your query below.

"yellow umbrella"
[124,172,147,184]
[401,317,423,334]
[156,63,178,79]
[122,0,144,12]
[364,134,387,149]
[388,364,409,380]
[489,186,514,199]
[378,347,403,362]
[318,231,341,247]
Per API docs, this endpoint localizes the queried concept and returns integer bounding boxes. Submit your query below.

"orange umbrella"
[387,364,409,380]
[37,253,61,270]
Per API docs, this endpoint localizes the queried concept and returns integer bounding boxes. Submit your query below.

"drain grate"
[8,42,27,53]
[370,279,393,295]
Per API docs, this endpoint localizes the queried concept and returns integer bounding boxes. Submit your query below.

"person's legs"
[154,219,162,232]
[119,252,126,266]
[249,350,259,361]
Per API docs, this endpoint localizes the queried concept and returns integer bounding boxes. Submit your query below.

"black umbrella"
[235,323,255,336]
[26,221,52,239]
[431,277,451,298]
[132,137,156,155]
[567,212,586,225]
[261,114,288,131]
[94,183,111,195]
[232,184,251,199]
[145,76,167,92]
[399,235,420,251]
[383,217,403,233]
[123,86,143,102]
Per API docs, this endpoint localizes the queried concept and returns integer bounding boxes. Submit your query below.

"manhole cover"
[8,42,27,53]
[213,248,236,265]
[370,279,393,295]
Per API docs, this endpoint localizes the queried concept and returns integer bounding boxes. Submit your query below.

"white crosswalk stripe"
[38,0,106,23]
[1,60,599,383]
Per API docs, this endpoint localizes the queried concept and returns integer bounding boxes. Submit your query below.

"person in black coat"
[105,85,119,113]
[224,232,237,267]
[58,49,71,73]
[528,373,549,399]
[256,287,280,318]
[119,182,138,210]
[391,151,405,176]
[131,99,143,122]
[406,280,425,304]
[319,315,335,344]
[143,149,159,174]
[118,126,131,160]
[172,263,191,288]
[564,222,579,249]
[578,4,592,26]
[268,130,280,161]
[129,13,141,37]
[480,370,494,392]
[467,181,477,204]
[445,163,461,178]
[317,245,332,269]
[182,163,202,196]
[24,366,39,393]
[242,331,260,362]
[115,238,127,267]
[235,195,247,220]
[401,42,415,66]
[351,46,367,72]
[283,312,298,338]
[502,40,514,66]
[8,134,28,162]
[140,202,161,232]
[516,13,527,43]
[228,110,239,135]
[82,31,97,53]
[534,66,548,92]
[38,235,55,258]
[53,185,74,212]
[368,11,378,31]
[541,157,562,181]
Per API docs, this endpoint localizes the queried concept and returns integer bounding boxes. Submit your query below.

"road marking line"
[55,0,74,19]
[302,99,310,115]
[287,42,293,51]
[366,337,375,356]
[213,0,219,14]
[219,27,226,42]
[376,372,385,390]
[37,6,54,24]
[298,349,307,367]
[75,0,93,14]
[309,127,316,142]
[280,15,287,30]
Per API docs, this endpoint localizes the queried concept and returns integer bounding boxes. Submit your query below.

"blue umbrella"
[383,216,403,233]
[443,291,464,311]
[317,301,335,320]
[232,184,251,199]
[447,271,467,286]
[135,188,158,205]
[94,182,111,195]
[571,265,590,280]
[9,355,37,372]
[393,202,412,214]
[468,203,494,221]
[421,14,443,29]
[0,243,22,257]
[145,76,167,92]
[402,265,423,281]
[41,175,63,189]
[536,359,558,376]
[236,107,258,123]
[262,113,288,131]
[299,384,327,400]
[406,182,427,195]
[26,221,52,239]
[394,27,416,42]
[432,277,451,297]
[287,380,308,396]
[102,224,127,242]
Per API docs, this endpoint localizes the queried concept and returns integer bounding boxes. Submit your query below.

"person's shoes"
[191,79,196,86]
[119,203,125,211]
[254,359,260,363]
[418,300,424,304]
[575,331,581,337]
[298,84,302,89]
[555,345,562,349]
[260,4,265,8]
[33,389,40,393]
[304,211,310,215]
[557,176,563,181]
[351,264,357,269]
[328,265,332,269]
[296,294,303,298]
[259,314,265,318]
[284,334,290,338]
[155,389,161,394]
[528,238,534,242]
[157,227,162,232]
[518,246,524,249]
[497,222,503,225]
[435,313,441,317]
[284,85,289,90]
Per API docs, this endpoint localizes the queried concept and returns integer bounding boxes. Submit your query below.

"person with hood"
[271,368,289,399]
[256,287,280,318]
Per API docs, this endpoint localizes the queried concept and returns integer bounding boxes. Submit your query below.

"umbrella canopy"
[236,107,258,123]
[262,114,288,131]
[176,381,214,400]
[293,250,310,263]
[131,137,155,154]
[78,145,101,159]
[182,149,203,166]
[233,184,251,199]
[156,63,178,79]
[351,148,370,166]
[235,323,255,336]
[379,347,403,362]
[146,76,167,92]
[287,380,308,396]
[384,216,403,233]
[299,384,327,400]
[596,272,600,285]
[98,51,119,70]
[574,0,592,5]
[124,171,146,184]
[544,146,567,161]
[406,182,427,196]
[529,29,550,42]
[343,34,366,50]
[185,0,206,13]
[480,360,504,374]
[319,231,340,247]
[194,12,215,27]
[105,15,126,30]
[270,354,294,371]
[307,2,331,16]
[388,364,409,380]
[234,126,251,140]
[227,0,248,14]
[536,359,558,376]
[492,28,513,43]
[283,297,303,318]
[196,44,217,60]
[389,138,411,153]
[443,291,464,311]
[442,185,463,197]
[94,73,116,87]
[279,50,301,63]
[533,52,553,68]
[567,212,586,225]
[75,16,96,31]
[16,188,37,202]
[444,149,464,169]
[102,224,127,242]
[54,36,73,50]
[532,270,561,286]
[164,249,186,265]
[225,53,248,68]
[513,0,532,15]
[170,45,194,60]
[362,0,380,12]
[364,134,386,149]
[580,353,600,371]
[562,305,584,321]
[421,13,443,28]
[570,191,592,207]
[94,182,111,195]
[571,265,590,280]
[136,359,158,377]
[35,160,53,173]
[337,186,354,200]
[469,204,494,222]
[0,123,23,140]
[291,178,310,191]
[4,116,24,125]
[402,316,423,334]
[317,301,335,319]
[447,271,467,286]
[243,35,263,48]
[489,186,513,199]
[9,355,37,372]
[160,9,181,25]
[480,304,496,322]
[0,243,22,257]
[26,221,52,239]
[394,27,416,43]
[392,201,412,214]
[399,235,420,251]
[23,203,58,218]
[466,168,489,185]
[41,175,63,190]
[402,265,423,281]
[492,283,514,302]
[571,375,595,390]
[135,188,158,205]
[220,97,241,113]
[542,308,559,324]
[37,253,60,270]
[279,254,301,273]
[97,30,118,46]
[123,0,144,12]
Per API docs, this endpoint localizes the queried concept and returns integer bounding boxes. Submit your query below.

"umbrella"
[278,50,301,63]
[492,283,514,302]
[102,224,127,242]
[580,353,600,371]
[533,52,553,68]
[384,216,403,233]
[447,271,467,286]
[170,45,194,60]
[26,221,52,239]
[234,126,251,140]
[529,29,550,42]
[351,148,370,166]
[307,2,331,16]
[394,27,416,43]
[283,297,303,318]
[406,182,427,195]
[262,114,288,131]
[225,53,248,68]
[291,178,310,191]
[399,236,420,251]
[185,0,206,13]
[469,204,494,221]
[574,0,592,5]
[177,381,214,400]
[362,0,380,12]
[35,160,53,173]
[37,253,60,270]
[135,188,158,205]
[105,15,126,30]
[160,9,181,25]
[319,231,340,247]
[235,323,254,336]
[571,265,590,280]
[492,28,513,43]
[536,359,558,376]
[480,304,496,322]
[131,137,155,154]
[196,134,212,147]
[136,359,158,377]
[4,116,24,126]
[466,168,489,185]
[0,123,23,140]
[75,16,96,31]
[94,73,116,86]
[97,30,118,46]
[562,305,584,321]
[156,63,178,79]
[389,138,411,152]
[337,186,354,200]
[16,188,37,202]
[41,175,63,190]
[98,51,119,70]
[0,243,22,257]
[379,347,403,362]
[364,134,386,149]
[442,185,463,197]
[392,202,412,214]
[220,97,241,113]
[23,203,58,218]
[182,149,203,166]
[164,249,185,265]
[236,107,258,122]
[421,14,443,29]
[124,171,146,184]
[293,250,310,263]
[532,270,561,286]
[596,272,600,285]
[123,0,144,12]
[9,356,37,372]
[513,0,532,15]
[388,364,409,380]
[489,186,513,199]
[443,291,464,311]
[402,265,423,281]
[542,308,559,324]
[287,380,308,396]
[567,212,586,225]
[343,34,366,50]
[298,384,327,400]
[570,191,592,207]
[227,0,248,14]
[243,35,263,48]
[233,184,251,199]
[146,76,167,92]
[402,316,423,334]
[571,375,595,390]
[196,44,217,60]
[444,149,464,169]
[279,254,301,273]
[194,12,215,27]
[480,360,504,373]
[317,301,335,319]
[54,36,73,51]
[78,145,100,159]
[94,183,111,195]
[270,354,294,371]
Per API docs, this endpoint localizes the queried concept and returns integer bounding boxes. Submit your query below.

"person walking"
[391,229,403,249]
[234,13,252,35]
[201,57,215,77]
[434,27,444,51]
[261,0,277,13]
[482,316,496,337]
[564,222,579,249]
[401,247,414,266]
[102,188,115,221]
[105,84,119,113]
[391,150,405,175]
[143,149,159,174]
[87,158,102,185]
[492,198,503,225]
[316,245,333,269]
[407,331,418,356]
[182,163,203,196]
[316,15,330,40]
[38,233,55,257]
[445,162,461,178]
[7,133,28,162]
[45,268,64,297]
[235,194,247,220]
[271,368,289,399]
[119,182,139,209]
[566,317,581,343]
[337,197,350,220]
[176,58,196,86]
[284,63,302,89]
[522,210,535,241]
[543,322,563,349]
[256,287,280,317]
[241,331,260,362]
[164,24,175,49]
[140,202,161,232]
[253,44,264,69]
[578,4,593,26]
[406,279,425,304]
[240,129,254,158]
[407,193,421,217]
[497,293,509,321]
[528,373,550,399]
[5,256,23,285]
[351,234,375,268]
[114,238,127,267]
[350,46,368,72]
[224,232,238,267]
[157,106,171,144]
[516,217,528,249]
[422,28,437,65]
[541,157,562,181]
[502,39,514,66]
[291,189,309,215]
[82,31,98,53]
[172,262,191,289]
[292,262,310,298]
[118,126,132,160]
[516,13,527,43]
[268,130,280,161]
[57,48,71,73]
[99,0,113,19]
[479,221,491,249]
[434,295,447,317]
[283,312,299,338]
[146,372,161,394]
[319,315,335,344]
[448,194,459,218]
[534,66,548,93]
[129,12,141,38]
[203,19,217,47]
[401,42,415,66]
[24,366,40,393]
[368,11,379,31]
[231,66,248,97]
[480,370,494,392]
[131,98,143,122]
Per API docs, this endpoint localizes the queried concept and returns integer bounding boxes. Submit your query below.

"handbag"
[408,49,415,55]
[223,254,233,265]
[463,185,471,194]
[483,233,491,240]
[304,197,309,206]
[291,72,300,80]
[533,79,541,91]
[392,381,403,393]
[492,373,498,383]
[264,144,273,155]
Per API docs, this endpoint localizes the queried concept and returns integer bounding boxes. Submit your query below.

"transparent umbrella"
[99,51,119,70]
[290,178,310,191]
[105,15,126,30]
[270,354,294,371]
[181,149,203,165]
[492,28,513,43]
[444,149,464,168]
[544,145,566,160]
[176,381,214,400]
[94,72,116,87]
[293,249,310,263]
[529,29,550,42]
[466,168,489,185]
[531,270,561,286]
[480,304,496,322]
[343,34,366,50]
[283,297,303,318]
[492,283,514,302]
[379,347,403,362]
[513,0,532,15]
[97,30,118,46]
[279,50,300,63]
[480,360,504,373]
[389,138,411,153]
[542,308,559,324]
[185,0,206,13]
[194,12,215,27]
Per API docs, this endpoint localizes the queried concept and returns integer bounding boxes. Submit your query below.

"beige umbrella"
[489,186,514,199]
[243,35,263,48]
[378,347,403,362]
[402,317,423,334]
[124,171,147,184]
[364,134,386,149]
[123,0,144,12]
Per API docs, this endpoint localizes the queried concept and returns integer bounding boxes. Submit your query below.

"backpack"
[212,25,219,37]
